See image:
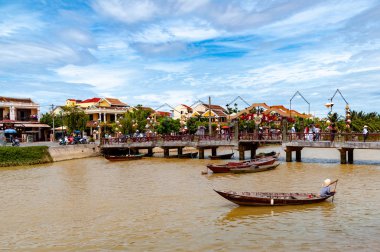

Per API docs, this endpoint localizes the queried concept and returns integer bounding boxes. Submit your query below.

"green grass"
[0,146,53,167]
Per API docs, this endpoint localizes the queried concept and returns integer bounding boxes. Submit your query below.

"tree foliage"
[40,112,63,128]
[62,106,88,133]
[156,117,181,134]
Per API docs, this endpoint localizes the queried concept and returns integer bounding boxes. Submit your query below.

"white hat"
[322,178,331,187]
[364,125,368,128]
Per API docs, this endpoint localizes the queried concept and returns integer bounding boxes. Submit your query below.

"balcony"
[16,116,38,122]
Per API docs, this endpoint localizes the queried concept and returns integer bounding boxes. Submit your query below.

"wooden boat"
[230,161,280,174]
[206,157,276,173]
[209,153,234,160]
[214,189,335,206]
[178,152,198,158]
[104,154,144,161]
[255,151,279,159]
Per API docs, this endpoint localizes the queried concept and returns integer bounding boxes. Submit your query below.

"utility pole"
[208,96,212,136]
[51,104,55,142]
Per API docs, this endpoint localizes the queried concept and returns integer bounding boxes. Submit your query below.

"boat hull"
[104,154,144,161]
[214,190,334,206]
[209,153,234,160]
[230,162,280,173]
[179,152,198,158]
[207,157,276,173]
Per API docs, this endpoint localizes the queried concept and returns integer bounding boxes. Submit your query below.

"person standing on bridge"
[363,125,369,142]
[330,123,337,142]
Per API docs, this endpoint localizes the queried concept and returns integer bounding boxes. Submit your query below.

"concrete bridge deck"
[283,140,380,164]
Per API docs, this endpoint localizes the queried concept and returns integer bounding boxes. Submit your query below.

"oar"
[330,179,339,202]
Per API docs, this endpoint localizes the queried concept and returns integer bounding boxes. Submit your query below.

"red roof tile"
[80,98,101,103]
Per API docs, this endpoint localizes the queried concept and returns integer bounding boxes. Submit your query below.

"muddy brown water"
[1,146,380,251]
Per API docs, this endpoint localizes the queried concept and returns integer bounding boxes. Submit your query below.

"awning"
[54,126,67,131]
[16,123,51,128]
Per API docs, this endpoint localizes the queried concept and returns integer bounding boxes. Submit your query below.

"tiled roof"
[201,103,226,111]
[0,96,36,104]
[156,111,171,117]
[105,98,128,106]
[80,98,101,103]
[181,104,193,111]
[67,98,82,102]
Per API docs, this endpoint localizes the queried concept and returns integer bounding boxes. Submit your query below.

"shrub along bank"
[0,146,53,167]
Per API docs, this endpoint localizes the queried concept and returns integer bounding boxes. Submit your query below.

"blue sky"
[1,0,380,117]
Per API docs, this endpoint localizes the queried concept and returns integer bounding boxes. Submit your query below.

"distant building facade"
[0,96,50,141]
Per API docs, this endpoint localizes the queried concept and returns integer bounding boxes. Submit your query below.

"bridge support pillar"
[348,149,354,164]
[239,148,245,160]
[211,147,217,156]
[238,141,259,160]
[148,148,153,157]
[339,149,347,164]
[178,147,183,156]
[284,147,303,162]
[339,148,354,164]
[296,150,302,162]
[163,148,169,158]
[285,149,292,162]
[199,148,205,159]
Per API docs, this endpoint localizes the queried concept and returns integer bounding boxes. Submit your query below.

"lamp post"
[98,119,101,140]
[59,111,64,138]
[327,89,351,130]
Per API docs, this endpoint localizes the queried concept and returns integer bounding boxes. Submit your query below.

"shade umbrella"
[4,129,17,134]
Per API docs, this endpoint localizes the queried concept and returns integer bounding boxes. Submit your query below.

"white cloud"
[54,64,136,90]
[175,0,209,13]
[0,43,82,66]
[92,0,158,23]
[259,1,376,38]
[133,90,196,107]
[0,9,44,37]
[131,19,222,44]
[144,62,189,73]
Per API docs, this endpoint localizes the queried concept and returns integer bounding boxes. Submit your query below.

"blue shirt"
[320,186,331,197]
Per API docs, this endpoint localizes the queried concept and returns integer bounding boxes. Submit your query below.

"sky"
[1,0,380,117]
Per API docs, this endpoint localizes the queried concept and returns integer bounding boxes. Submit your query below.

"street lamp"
[59,111,64,138]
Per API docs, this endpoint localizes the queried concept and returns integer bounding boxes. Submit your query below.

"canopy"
[4,129,17,134]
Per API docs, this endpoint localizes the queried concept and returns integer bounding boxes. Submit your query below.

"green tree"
[40,112,63,128]
[62,106,88,133]
[226,103,239,114]
[115,108,153,135]
[156,117,180,134]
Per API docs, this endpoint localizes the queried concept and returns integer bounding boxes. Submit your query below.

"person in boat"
[320,178,336,197]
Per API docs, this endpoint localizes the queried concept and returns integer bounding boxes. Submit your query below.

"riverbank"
[0,144,102,167]
[0,146,53,167]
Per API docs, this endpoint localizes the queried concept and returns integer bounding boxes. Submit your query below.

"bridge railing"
[238,132,282,141]
[286,132,380,142]
[100,132,380,145]
[100,134,234,145]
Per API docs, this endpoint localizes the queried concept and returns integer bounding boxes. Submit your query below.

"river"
[1,146,380,251]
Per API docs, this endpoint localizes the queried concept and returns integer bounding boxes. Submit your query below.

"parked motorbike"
[11,138,20,147]
[78,138,87,144]
[59,138,67,145]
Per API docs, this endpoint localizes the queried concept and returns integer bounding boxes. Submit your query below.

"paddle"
[329,179,339,202]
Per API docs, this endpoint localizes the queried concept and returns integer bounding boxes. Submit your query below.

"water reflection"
[219,203,335,222]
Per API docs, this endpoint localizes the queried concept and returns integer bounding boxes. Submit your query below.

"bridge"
[100,132,380,163]
[101,135,235,159]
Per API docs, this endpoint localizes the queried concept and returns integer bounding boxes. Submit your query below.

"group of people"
[303,124,321,141]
